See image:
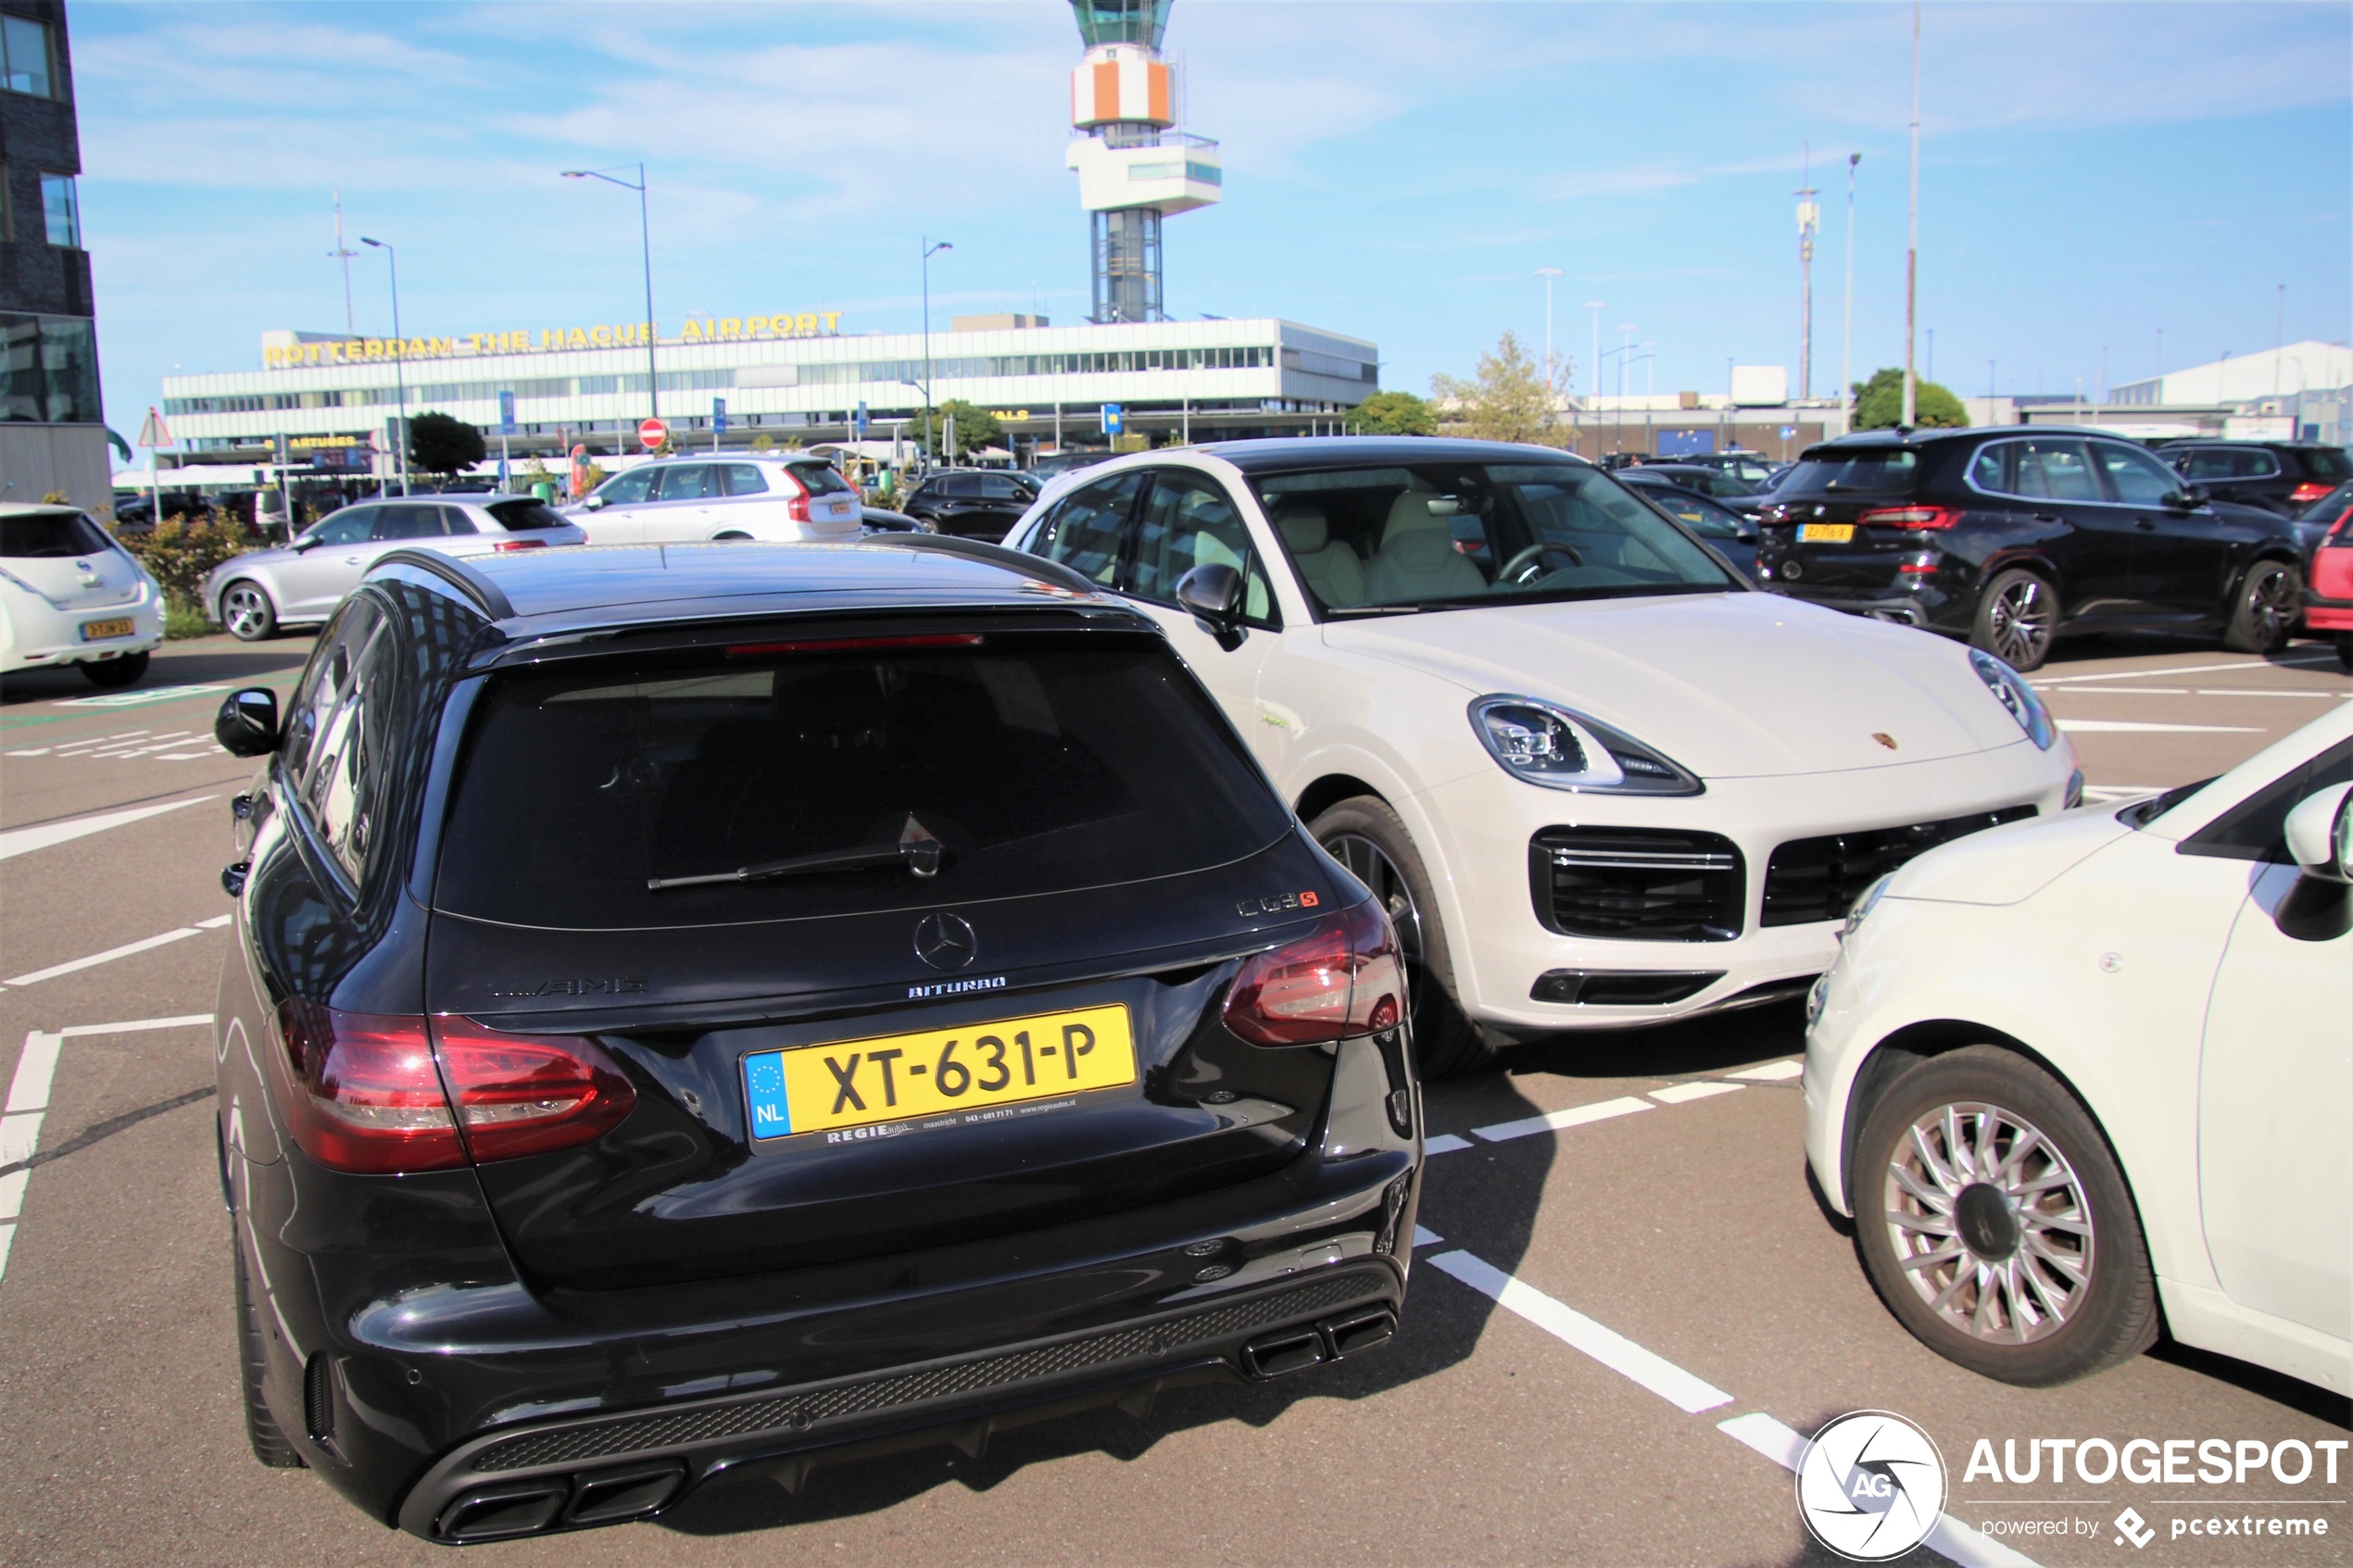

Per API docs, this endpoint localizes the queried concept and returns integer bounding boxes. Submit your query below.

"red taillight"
[493,537,548,552]
[434,1017,636,1162]
[271,1002,634,1173]
[1222,899,1404,1047]
[786,493,812,523]
[1860,505,1963,529]
[2289,482,2334,504]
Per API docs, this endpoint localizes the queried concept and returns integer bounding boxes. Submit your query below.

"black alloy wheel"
[2223,560,2299,655]
[1310,797,1496,1080]
[1970,568,2057,672]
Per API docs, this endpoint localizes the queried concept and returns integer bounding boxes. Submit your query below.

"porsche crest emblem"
[1872,733,1899,750]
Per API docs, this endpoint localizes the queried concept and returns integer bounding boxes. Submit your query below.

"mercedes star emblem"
[913,911,978,971]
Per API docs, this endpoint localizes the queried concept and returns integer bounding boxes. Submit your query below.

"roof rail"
[367,547,516,621]
[858,532,1101,596]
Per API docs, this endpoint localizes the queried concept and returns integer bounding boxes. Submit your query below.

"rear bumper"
[1755,580,1973,635]
[2304,590,2353,632]
[393,1261,1403,1543]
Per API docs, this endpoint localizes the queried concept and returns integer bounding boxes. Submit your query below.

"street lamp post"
[560,165,660,431]
[1534,268,1562,391]
[921,239,952,469]
[1842,153,1859,428]
[1903,0,1920,428]
[359,236,409,496]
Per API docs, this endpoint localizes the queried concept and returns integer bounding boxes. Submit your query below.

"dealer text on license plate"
[1796,522,1854,544]
[80,618,135,641]
[742,1003,1137,1142]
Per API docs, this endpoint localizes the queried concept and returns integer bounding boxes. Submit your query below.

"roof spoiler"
[368,547,516,621]
[859,533,1101,596]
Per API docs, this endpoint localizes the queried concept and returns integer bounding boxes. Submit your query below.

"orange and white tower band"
[1063,1,1221,323]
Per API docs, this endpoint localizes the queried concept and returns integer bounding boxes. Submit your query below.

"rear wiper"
[648,814,943,892]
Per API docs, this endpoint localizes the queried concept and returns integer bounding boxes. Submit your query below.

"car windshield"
[1252,461,1736,616]
[434,633,1291,929]
[0,512,114,558]
[788,461,853,496]
[484,499,570,532]
[1781,449,1921,496]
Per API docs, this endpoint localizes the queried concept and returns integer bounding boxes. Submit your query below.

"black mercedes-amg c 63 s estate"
[208,535,1420,1543]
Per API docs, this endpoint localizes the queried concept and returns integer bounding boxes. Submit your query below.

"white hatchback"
[569,455,863,544]
[0,505,166,686]
[1806,702,2351,1391]
[1005,439,2081,1076]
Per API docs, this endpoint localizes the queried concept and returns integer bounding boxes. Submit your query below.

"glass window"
[485,499,569,532]
[40,173,77,247]
[1780,449,1920,497]
[595,468,656,506]
[2,14,53,97]
[2010,439,2099,501]
[2178,448,2234,482]
[0,510,110,557]
[1128,471,1276,624]
[719,463,767,496]
[2182,738,2353,863]
[1633,486,1744,539]
[2233,449,2280,479]
[434,635,1291,930]
[786,461,851,496]
[280,599,383,822]
[302,611,400,883]
[2303,449,2351,481]
[980,474,1028,501]
[2093,443,2185,506]
[651,464,716,501]
[438,506,478,535]
[1969,444,2012,494]
[0,311,99,425]
[1031,470,1142,585]
[307,508,377,547]
[938,473,982,497]
[370,503,446,541]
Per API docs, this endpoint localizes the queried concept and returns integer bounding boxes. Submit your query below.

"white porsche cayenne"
[1806,703,2350,1391]
[1005,439,2081,1076]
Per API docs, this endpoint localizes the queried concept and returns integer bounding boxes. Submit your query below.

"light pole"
[1534,268,1562,391]
[1795,143,1818,400]
[359,236,409,496]
[1903,0,1920,428]
[2274,282,2286,397]
[1842,153,1858,426]
[1585,302,1604,406]
[560,165,660,430]
[921,238,952,469]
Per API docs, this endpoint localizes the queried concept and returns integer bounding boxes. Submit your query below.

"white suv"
[570,455,863,544]
[1005,438,2080,1076]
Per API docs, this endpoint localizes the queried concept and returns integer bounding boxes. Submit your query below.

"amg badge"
[489,977,648,998]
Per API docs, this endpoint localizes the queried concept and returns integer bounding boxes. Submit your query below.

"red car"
[2300,481,2353,671]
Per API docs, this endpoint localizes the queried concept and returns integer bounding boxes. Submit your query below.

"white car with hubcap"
[1806,703,2351,1391]
[1,504,166,685]
[1005,439,2081,1077]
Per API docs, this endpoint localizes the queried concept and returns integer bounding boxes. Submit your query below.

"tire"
[2222,559,2298,655]
[1969,568,2057,672]
[233,1223,306,1468]
[1851,1046,2158,1387]
[80,650,149,688]
[220,580,278,643]
[2336,633,2353,675]
[712,531,752,541]
[1308,796,1496,1080]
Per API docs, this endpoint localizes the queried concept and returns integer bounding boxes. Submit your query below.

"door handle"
[2031,512,2061,524]
[2134,518,2158,531]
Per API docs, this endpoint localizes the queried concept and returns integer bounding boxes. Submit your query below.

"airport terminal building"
[155,312,1381,473]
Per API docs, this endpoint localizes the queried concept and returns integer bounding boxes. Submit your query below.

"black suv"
[2158,440,2353,518]
[208,538,1418,1543]
[1755,428,2307,671]
[901,469,1039,541]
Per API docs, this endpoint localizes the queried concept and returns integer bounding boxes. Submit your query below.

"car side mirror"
[2164,483,2208,509]
[215,687,281,758]
[2284,782,2353,884]
[1174,562,1247,650]
[289,533,321,552]
[582,494,606,510]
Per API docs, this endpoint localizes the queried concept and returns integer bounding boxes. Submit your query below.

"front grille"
[468,1272,1381,1474]
[1529,827,1744,942]
[1760,806,2037,926]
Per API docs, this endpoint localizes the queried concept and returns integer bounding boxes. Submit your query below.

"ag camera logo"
[1797,1411,1948,1562]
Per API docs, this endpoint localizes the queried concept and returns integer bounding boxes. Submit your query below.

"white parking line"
[1472,1095,1654,1144]
[2058,720,2262,734]
[0,795,216,861]
[2,915,229,989]
[1426,1249,1733,1412]
[2032,654,2338,686]
[1726,1060,1804,1082]
[1651,1080,1744,1106]
[2194,688,2345,698]
[1423,1133,1473,1155]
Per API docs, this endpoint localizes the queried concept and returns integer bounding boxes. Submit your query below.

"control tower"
[1063,0,1221,323]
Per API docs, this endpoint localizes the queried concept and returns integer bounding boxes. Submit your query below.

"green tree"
[1429,332,1565,445]
[1345,391,1438,436]
[116,512,252,615]
[409,411,486,478]
[932,399,1003,461]
[1851,368,1969,430]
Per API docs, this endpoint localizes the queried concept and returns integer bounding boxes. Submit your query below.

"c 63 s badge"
[1238,889,1321,918]
[490,977,648,998]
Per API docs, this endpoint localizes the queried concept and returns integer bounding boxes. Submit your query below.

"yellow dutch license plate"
[1796,522,1855,544]
[742,1003,1137,1142]
[80,618,135,641]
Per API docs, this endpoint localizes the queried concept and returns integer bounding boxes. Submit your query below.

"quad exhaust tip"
[436,1459,685,1543]
[1240,1306,1397,1379]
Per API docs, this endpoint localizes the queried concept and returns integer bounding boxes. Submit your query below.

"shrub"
[118,513,256,617]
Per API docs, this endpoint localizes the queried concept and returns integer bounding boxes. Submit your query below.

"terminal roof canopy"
[1070,0,1169,49]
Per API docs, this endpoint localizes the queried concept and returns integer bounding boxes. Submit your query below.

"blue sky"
[72,0,2351,433]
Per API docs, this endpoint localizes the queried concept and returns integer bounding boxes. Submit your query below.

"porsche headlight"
[1467,696,1703,796]
[1969,648,2057,750]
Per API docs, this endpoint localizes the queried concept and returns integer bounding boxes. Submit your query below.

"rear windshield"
[2301,449,2351,481]
[2,512,114,558]
[484,499,570,532]
[1780,449,1921,497]
[788,462,853,496]
[435,633,1290,928]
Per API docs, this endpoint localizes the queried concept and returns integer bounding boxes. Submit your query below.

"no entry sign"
[639,418,668,451]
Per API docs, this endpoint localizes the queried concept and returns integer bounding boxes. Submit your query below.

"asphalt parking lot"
[1,629,2347,1567]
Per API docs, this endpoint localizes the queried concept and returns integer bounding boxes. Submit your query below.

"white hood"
[1321,591,2026,779]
